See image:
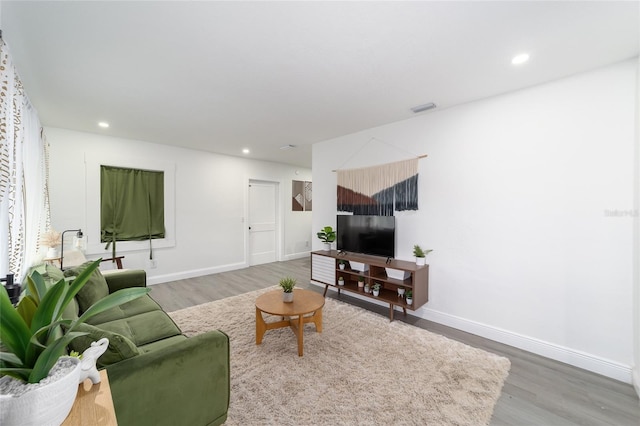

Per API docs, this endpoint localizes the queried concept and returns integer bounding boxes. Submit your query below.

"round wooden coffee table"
[255,288,325,356]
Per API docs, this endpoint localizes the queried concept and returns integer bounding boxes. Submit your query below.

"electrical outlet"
[149,259,157,269]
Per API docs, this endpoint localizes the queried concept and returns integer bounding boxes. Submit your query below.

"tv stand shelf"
[310,250,429,321]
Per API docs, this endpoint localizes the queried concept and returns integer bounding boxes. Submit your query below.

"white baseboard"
[313,281,633,384]
[147,252,310,285]
[633,368,640,398]
[283,250,311,261]
[147,261,247,285]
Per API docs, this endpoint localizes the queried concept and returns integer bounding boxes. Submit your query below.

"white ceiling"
[2,1,638,168]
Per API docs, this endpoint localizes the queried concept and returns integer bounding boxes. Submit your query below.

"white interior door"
[248,181,277,266]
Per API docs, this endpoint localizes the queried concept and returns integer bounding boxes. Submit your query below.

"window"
[100,166,165,256]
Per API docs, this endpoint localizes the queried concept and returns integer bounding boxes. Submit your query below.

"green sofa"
[35,263,230,426]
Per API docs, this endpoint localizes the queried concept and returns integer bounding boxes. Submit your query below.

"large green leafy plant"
[316,226,336,244]
[0,259,149,384]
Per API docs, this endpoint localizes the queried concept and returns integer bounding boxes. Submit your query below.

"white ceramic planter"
[415,257,426,266]
[338,264,345,270]
[397,287,406,297]
[338,278,345,286]
[406,298,413,306]
[373,289,380,297]
[0,356,81,426]
[283,292,294,303]
[350,261,369,272]
[46,247,58,258]
[385,268,410,280]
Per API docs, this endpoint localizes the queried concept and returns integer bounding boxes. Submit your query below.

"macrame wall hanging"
[336,137,425,216]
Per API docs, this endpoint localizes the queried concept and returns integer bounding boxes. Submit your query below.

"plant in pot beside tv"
[0,259,149,426]
[317,226,336,250]
[279,276,296,303]
[413,245,433,266]
[357,275,365,289]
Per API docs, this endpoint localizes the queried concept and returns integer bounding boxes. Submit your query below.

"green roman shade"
[101,166,165,258]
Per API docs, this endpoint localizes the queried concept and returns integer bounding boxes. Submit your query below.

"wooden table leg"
[256,307,267,345]
[297,315,304,356]
[313,308,323,333]
[323,285,329,297]
[389,304,394,321]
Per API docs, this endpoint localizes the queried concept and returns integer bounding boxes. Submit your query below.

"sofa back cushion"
[67,322,140,368]
[64,261,110,313]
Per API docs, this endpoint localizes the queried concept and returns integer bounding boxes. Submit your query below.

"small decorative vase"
[283,292,294,303]
[46,247,58,258]
[398,287,405,297]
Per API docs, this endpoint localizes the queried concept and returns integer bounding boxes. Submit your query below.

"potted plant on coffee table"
[279,276,296,303]
[0,259,149,425]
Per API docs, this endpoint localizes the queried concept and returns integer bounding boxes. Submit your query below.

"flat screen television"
[337,215,395,258]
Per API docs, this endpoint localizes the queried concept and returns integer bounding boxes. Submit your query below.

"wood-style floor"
[150,257,640,425]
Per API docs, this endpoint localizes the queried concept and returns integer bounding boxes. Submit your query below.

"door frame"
[245,178,281,266]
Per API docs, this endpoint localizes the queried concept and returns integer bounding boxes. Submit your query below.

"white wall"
[313,60,637,383]
[46,127,312,284]
[633,56,640,396]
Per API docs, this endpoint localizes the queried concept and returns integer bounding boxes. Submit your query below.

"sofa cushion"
[64,261,109,313]
[138,335,188,354]
[26,264,79,319]
[96,310,183,346]
[86,294,163,325]
[67,322,140,368]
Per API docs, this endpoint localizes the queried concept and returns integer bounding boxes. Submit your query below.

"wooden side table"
[255,289,324,356]
[62,370,117,425]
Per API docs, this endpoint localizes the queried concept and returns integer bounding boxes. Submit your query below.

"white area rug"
[169,287,510,425]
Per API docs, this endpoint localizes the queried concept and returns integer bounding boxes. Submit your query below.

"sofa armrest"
[103,269,147,293]
[106,330,230,426]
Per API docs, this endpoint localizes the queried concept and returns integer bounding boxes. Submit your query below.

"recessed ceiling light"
[98,121,109,128]
[511,53,530,65]
[242,148,250,154]
[280,144,296,150]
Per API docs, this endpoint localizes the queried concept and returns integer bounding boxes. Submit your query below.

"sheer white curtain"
[0,39,51,281]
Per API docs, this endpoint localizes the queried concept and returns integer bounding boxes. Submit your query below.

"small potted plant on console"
[338,259,346,270]
[317,226,336,250]
[372,282,382,297]
[413,245,433,266]
[279,276,296,303]
[338,276,345,286]
[405,289,413,306]
[357,275,365,290]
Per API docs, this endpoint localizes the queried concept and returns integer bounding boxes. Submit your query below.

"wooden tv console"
[310,250,429,321]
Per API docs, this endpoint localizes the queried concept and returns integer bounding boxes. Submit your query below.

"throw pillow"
[66,322,140,367]
[64,261,109,313]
